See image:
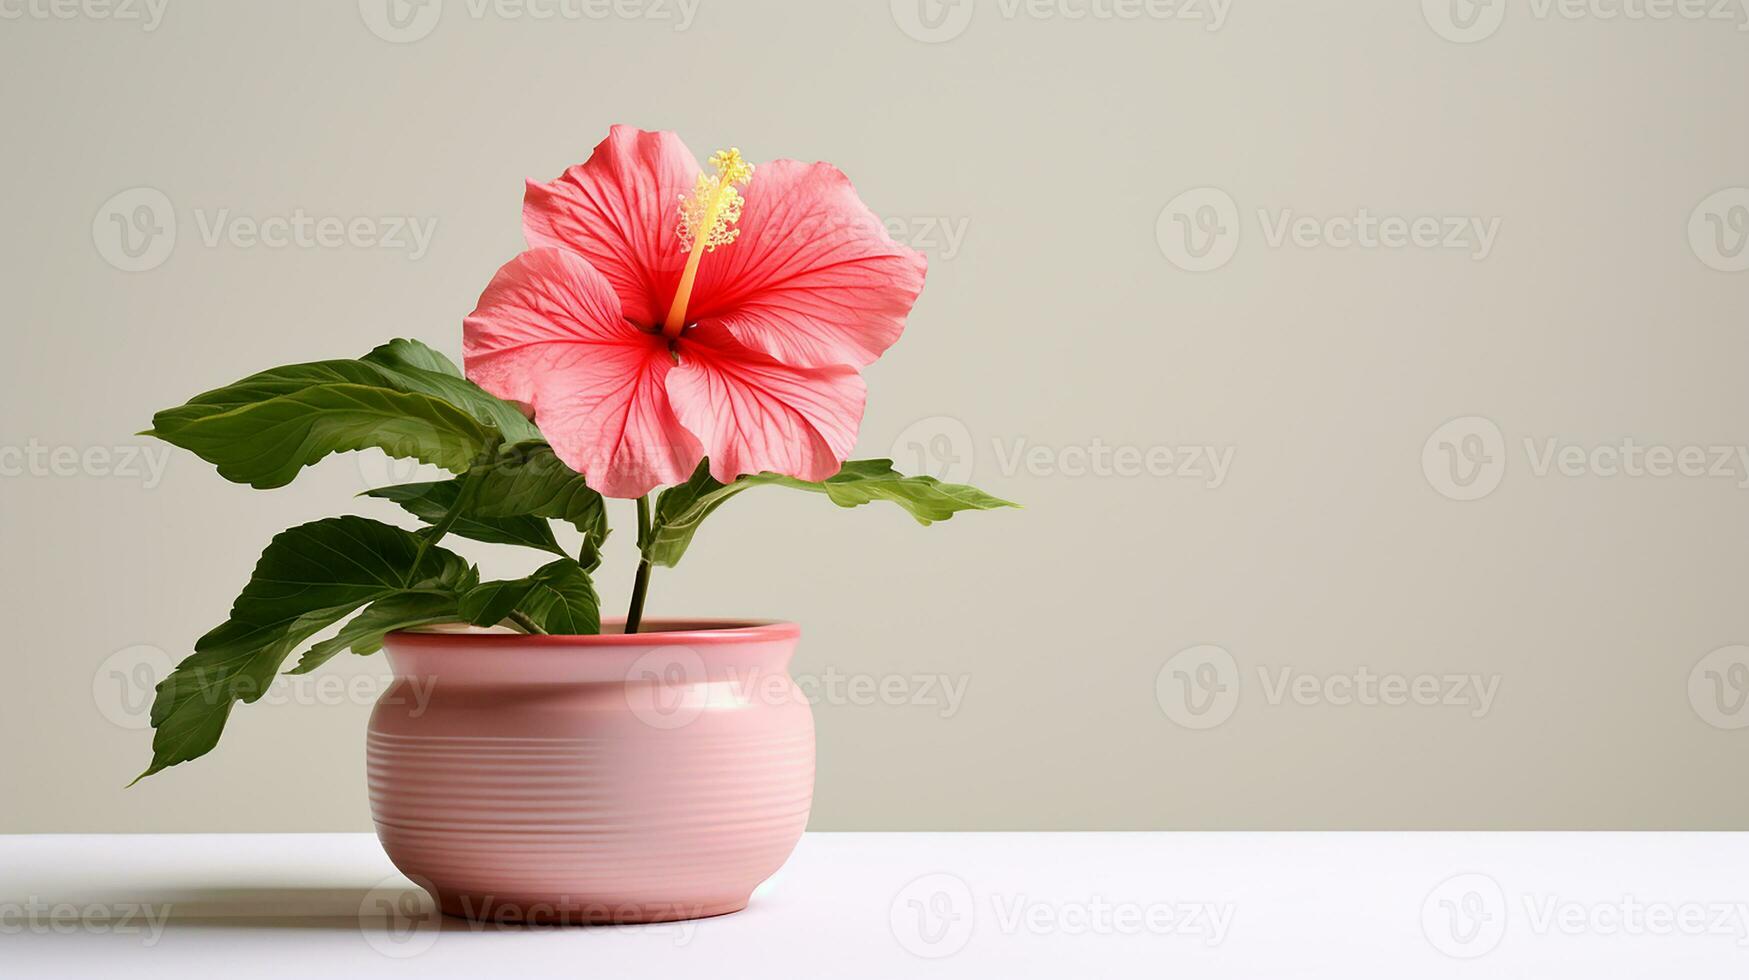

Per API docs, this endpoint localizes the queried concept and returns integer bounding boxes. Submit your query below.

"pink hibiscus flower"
[463,126,928,498]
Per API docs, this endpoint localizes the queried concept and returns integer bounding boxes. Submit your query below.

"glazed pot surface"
[367,620,814,924]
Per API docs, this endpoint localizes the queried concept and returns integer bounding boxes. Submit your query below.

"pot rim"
[387,618,800,647]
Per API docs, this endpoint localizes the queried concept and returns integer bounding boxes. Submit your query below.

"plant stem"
[633,494,652,551]
[624,559,652,635]
[624,495,653,634]
[507,610,546,635]
[407,463,485,583]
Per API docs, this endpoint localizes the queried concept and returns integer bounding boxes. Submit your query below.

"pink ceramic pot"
[367,620,814,924]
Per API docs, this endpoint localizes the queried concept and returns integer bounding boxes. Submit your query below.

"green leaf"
[459,560,600,635]
[773,459,1017,518]
[645,459,1017,568]
[286,590,467,675]
[146,383,498,490]
[360,338,464,378]
[365,442,609,557]
[643,461,747,568]
[473,443,610,542]
[136,517,470,781]
[149,360,393,431]
[361,339,542,444]
[366,479,567,557]
[145,340,539,489]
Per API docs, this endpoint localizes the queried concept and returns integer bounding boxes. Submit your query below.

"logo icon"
[1156,644,1240,729]
[891,416,976,485]
[356,440,452,494]
[890,872,975,958]
[359,874,441,958]
[1422,0,1506,43]
[360,0,443,43]
[1421,873,1507,958]
[93,644,174,730]
[891,0,975,43]
[624,646,708,729]
[93,187,176,273]
[1422,416,1506,501]
[1688,188,1749,273]
[1690,645,1749,730]
[1157,187,1240,272]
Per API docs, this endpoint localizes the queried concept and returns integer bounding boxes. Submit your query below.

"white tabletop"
[2,832,1747,977]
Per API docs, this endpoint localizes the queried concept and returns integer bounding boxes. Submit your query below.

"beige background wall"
[3,0,1747,831]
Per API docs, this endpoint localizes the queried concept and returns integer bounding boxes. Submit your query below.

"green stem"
[633,494,653,551]
[624,495,653,634]
[407,464,485,583]
[506,610,546,635]
[624,559,653,635]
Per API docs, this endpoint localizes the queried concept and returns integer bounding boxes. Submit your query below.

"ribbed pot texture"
[367,620,814,924]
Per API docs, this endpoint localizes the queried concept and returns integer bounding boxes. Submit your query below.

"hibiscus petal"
[688,159,928,369]
[667,322,867,485]
[463,248,702,498]
[523,125,699,328]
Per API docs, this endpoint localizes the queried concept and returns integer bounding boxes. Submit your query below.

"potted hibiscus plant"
[136,126,1012,924]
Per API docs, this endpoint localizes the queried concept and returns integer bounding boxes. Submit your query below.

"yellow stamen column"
[662,148,754,338]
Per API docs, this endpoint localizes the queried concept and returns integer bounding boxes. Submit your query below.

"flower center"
[662,147,754,339]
